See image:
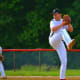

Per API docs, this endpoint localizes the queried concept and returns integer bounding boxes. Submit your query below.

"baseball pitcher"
[49,8,75,80]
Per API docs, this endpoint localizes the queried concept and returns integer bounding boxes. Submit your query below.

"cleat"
[1,76,7,79]
[67,39,75,49]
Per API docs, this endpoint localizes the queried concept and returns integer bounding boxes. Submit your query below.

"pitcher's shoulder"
[50,19,55,23]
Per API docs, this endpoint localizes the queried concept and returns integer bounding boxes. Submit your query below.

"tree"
[18,0,56,48]
[0,0,35,48]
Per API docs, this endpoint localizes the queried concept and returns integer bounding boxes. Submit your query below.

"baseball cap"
[52,8,61,15]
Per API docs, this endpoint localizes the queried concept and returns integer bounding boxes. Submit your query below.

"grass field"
[0,65,80,80]
[4,69,80,76]
[4,65,80,76]
[0,70,80,80]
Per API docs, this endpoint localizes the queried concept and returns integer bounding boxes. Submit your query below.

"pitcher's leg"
[62,29,71,45]
[62,29,75,49]
[56,41,67,79]
[0,61,6,77]
[49,33,62,49]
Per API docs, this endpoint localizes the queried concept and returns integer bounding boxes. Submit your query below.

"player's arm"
[63,15,73,32]
[51,22,64,32]
[67,24,73,32]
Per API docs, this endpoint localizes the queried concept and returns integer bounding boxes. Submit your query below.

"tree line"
[0,0,79,49]
[0,0,80,69]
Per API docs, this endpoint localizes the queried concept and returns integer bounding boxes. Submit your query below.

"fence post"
[13,52,16,72]
[39,51,41,71]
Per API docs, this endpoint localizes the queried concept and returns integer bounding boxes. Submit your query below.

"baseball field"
[0,76,80,80]
[0,69,80,80]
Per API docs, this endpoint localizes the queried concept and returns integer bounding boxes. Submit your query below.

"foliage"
[0,0,80,69]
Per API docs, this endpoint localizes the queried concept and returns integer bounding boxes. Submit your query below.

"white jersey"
[49,18,73,79]
[49,19,68,37]
[49,19,68,79]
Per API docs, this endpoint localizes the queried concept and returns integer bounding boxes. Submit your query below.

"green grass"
[4,69,80,76]
[3,65,80,76]
[66,69,80,76]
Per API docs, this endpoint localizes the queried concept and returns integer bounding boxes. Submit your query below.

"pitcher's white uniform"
[0,46,6,78]
[49,19,72,48]
[49,19,72,79]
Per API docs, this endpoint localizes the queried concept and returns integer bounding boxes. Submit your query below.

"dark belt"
[49,32,54,37]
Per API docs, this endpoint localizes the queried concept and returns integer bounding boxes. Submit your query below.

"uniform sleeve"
[50,20,55,29]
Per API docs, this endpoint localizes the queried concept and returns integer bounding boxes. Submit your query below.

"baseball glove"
[0,55,4,62]
[63,15,71,25]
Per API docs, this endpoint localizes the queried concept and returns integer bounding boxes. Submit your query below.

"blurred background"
[0,0,80,49]
[0,0,80,71]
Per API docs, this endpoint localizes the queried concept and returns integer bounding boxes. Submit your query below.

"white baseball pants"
[49,32,67,79]
[0,61,6,77]
[62,29,72,46]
